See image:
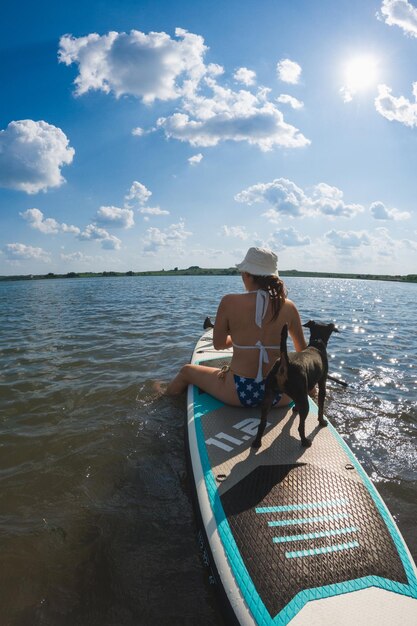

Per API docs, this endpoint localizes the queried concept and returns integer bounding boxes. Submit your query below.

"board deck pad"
[187,330,417,625]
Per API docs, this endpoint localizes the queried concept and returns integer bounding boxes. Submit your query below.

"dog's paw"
[318,418,328,427]
[301,437,312,448]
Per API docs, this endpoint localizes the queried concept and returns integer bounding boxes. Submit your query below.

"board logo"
[205,417,271,452]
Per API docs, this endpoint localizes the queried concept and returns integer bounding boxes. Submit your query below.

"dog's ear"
[330,323,340,333]
[303,320,315,328]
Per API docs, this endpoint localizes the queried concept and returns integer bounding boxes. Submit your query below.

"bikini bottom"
[233,374,282,408]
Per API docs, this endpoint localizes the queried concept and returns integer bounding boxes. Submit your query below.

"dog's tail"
[280,323,290,360]
[276,323,289,384]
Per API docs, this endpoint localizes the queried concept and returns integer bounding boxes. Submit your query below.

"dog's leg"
[297,397,312,447]
[317,377,328,427]
[252,405,269,449]
[252,383,276,449]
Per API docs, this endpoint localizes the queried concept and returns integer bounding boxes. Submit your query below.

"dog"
[252,320,339,449]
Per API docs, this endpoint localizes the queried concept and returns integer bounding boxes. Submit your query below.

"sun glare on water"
[341,54,379,102]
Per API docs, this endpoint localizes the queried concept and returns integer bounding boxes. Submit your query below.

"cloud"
[324,229,371,249]
[21,208,80,234]
[60,251,97,263]
[59,27,309,152]
[271,226,311,248]
[158,80,310,151]
[370,200,411,220]
[276,94,304,109]
[375,83,417,127]
[277,58,302,84]
[59,28,208,103]
[132,127,144,136]
[221,225,249,240]
[234,67,256,86]
[78,224,121,249]
[310,183,363,217]
[379,0,417,37]
[138,206,170,216]
[0,120,74,194]
[94,205,134,228]
[235,178,364,220]
[143,220,192,254]
[4,242,51,261]
[188,153,203,165]
[125,181,152,206]
[235,178,306,216]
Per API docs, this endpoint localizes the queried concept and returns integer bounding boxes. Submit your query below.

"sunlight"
[341,54,379,101]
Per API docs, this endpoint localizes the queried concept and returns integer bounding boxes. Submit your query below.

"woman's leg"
[166,364,241,406]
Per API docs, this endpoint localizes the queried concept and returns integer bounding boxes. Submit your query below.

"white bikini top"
[232,290,280,383]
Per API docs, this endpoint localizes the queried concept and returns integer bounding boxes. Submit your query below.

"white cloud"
[370,200,411,220]
[4,242,51,261]
[271,226,311,248]
[375,83,417,127]
[60,251,96,263]
[379,0,417,37]
[188,153,203,165]
[325,229,371,249]
[95,205,134,228]
[59,27,309,153]
[221,225,249,240]
[158,80,310,151]
[310,183,363,217]
[401,236,417,250]
[276,94,304,109]
[235,178,306,217]
[0,120,74,194]
[139,206,170,216]
[21,208,80,234]
[277,59,302,84]
[234,67,256,86]
[78,224,121,249]
[59,28,208,103]
[131,126,156,137]
[235,178,364,220]
[143,220,192,254]
[125,181,152,206]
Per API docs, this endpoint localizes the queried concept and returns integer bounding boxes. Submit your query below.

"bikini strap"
[254,289,269,328]
[255,340,269,383]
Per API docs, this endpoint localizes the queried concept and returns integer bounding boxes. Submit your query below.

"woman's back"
[217,291,301,380]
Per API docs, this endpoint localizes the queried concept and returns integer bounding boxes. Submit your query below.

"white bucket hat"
[236,247,279,277]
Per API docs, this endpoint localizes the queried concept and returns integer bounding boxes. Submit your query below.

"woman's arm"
[213,295,233,349]
[287,300,307,352]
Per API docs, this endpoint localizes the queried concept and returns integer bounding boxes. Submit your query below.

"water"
[0,276,416,625]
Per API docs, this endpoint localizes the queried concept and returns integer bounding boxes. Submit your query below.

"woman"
[166,247,307,406]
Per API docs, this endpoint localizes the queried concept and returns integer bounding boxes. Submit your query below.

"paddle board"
[186,328,417,625]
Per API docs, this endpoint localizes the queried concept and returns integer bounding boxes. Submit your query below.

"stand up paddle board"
[186,328,417,625]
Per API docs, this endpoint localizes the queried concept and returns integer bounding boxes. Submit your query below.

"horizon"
[1,0,417,276]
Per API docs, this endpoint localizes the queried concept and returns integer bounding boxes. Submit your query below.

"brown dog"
[252,320,339,449]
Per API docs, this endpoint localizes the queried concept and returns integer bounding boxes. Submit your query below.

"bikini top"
[232,289,280,383]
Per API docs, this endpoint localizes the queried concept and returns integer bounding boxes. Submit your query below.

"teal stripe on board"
[256,498,348,514]
[273,526,358,544]
[285,540,360,559]
[268,512,349,527]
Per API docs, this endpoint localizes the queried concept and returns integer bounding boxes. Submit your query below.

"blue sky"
[1,0,416,275]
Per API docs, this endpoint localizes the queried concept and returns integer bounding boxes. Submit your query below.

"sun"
[341,54,379,102]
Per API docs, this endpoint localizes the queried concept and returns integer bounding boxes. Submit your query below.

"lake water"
[0,275,416,625]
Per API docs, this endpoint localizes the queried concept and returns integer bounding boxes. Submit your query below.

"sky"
[1,0,417,275]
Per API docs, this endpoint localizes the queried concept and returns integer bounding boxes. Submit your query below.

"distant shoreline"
[0,267,416,283]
